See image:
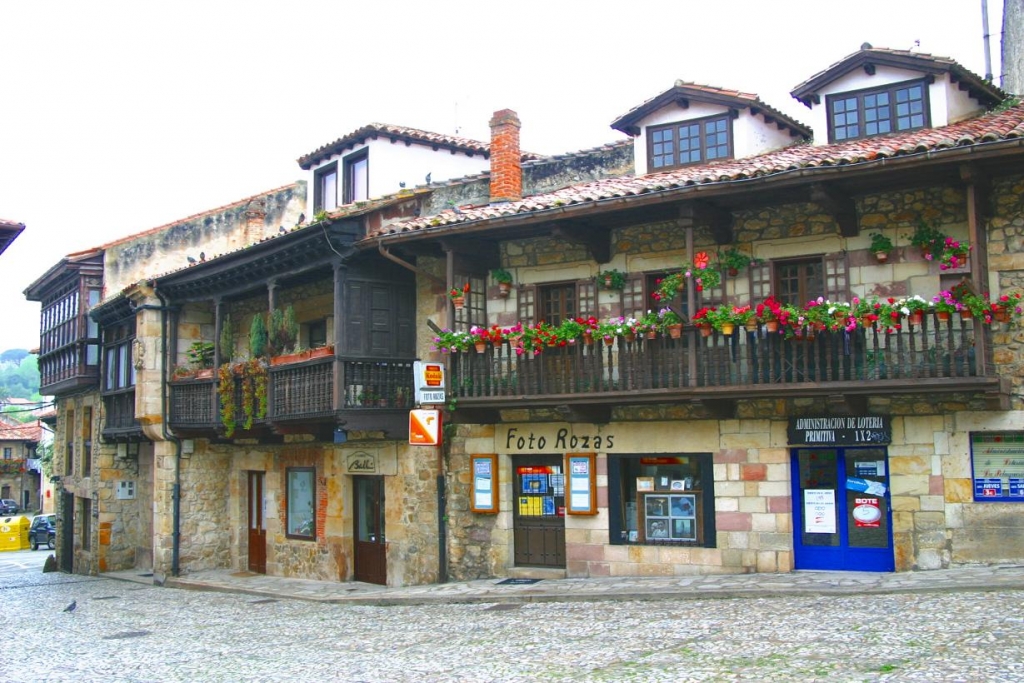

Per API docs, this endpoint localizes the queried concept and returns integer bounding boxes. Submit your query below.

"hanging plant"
[240,358,268,430]
[715,248,756,276]
[598,269,626,290]
[218,363,237,437]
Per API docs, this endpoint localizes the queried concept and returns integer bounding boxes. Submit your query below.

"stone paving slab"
[103,563,1024,607]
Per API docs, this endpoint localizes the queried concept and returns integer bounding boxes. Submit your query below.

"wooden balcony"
[169,357,416,439]
[101,390,143,441]
[448,313,1009,421]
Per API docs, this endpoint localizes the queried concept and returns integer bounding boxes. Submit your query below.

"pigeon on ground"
[452,205,463,215]
[186,256,197,264]
[279,226,287,234]
[425,172,432,184]
[63,600,77,613]
[297,213,305,225]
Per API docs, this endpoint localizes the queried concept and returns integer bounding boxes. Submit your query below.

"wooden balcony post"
[333,262,346,411]
[681,205,698,387]
[213,297,223,369]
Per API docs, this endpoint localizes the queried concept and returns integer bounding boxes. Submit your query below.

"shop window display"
[608,454,715,546]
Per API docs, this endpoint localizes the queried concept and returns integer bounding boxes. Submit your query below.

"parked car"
[0,499,19,516]
[28,514,55,550]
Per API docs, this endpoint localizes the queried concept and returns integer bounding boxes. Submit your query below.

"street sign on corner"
[413,360,446,405]
[409,409,441,446]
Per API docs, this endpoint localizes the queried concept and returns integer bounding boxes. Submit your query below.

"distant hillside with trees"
[0,349,42,403]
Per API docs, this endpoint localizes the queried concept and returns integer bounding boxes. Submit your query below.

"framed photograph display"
[470,454,499,514]
[565,453,597,515]
[636,477,654,491]
[639,492,700,544]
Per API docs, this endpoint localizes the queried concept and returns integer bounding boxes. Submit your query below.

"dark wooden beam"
[825,394,867,415]
[691,201,734,245]
[438,237,501,262]
[551,221,612,264]
[810,183,859,237]
[448,407,502,425]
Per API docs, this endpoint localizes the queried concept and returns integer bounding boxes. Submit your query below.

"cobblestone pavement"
[4,560,1024,682]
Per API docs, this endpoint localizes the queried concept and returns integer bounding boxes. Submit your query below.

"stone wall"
[438,174,1024,578]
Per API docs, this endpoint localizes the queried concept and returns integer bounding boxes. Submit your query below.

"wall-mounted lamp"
[127,442,140,457]
[334,428,348,444]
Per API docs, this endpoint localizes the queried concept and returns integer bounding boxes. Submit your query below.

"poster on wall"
[566,454,597,515]
[470,454,498,514]
[852,497,882,528]
[972,433,1024,501]
[804,489,837,534]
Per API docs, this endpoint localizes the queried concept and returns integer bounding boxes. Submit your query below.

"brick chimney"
[489,109,522,203]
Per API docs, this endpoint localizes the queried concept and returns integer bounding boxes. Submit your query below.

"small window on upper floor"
[314,161,338,213]
[343,151,369,204]
[647,114,732,172]
[826,79,929,143]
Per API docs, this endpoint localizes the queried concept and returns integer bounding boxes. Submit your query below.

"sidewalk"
[103,563,1024,607]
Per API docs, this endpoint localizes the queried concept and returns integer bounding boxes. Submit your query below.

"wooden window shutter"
[749,261,774,300]
[576,279,598,319]
[823,252,850,301]
[620,274,645,319]
[344,280,367,355]
[518,284,537,326]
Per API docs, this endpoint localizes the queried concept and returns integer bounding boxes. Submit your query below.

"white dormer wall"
[307,140,490,209]
[632,102,797,176]
[803,65,989,145]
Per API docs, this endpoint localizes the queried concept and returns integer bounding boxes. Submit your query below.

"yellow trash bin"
[0,515,30,551]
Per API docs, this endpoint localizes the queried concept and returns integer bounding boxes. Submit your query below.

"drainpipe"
[150,291,183,577]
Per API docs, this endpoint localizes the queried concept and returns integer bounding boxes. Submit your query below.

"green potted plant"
[186,340,215,378]
[268,305,300,361]
[491,268,514,297]
[432,328,472,353]
[598,269,626,291]
[249,314,268,359]
[908,219,947,258]
[716,247,756,276]
[656,308,683,338]
[869,233,894,262]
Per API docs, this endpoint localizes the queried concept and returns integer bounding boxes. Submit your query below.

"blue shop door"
[791,447,894,572]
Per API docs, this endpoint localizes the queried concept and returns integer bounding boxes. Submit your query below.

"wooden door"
[60,492,74,572]
[513,456,566,568]
[247,472,266,574]
[353,476,387,585]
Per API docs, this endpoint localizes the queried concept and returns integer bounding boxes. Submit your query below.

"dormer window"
[343,150,369,204]
[314,162,338,213]
[826,79,928,143]
[647,114,732,172]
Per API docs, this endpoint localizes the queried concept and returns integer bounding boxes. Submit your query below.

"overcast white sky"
[0,0,1006,352]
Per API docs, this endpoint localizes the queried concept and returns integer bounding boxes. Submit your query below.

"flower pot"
[195,368,214,380]
[646,330,658,340]
[498,282,511,297]
[727,267,739,277]
[698,325,712,338]
[745,320,758,332]
[995,307,1012,323]
[474,341,487,353]
[668,323,683,339]
[624,332,636,343]
[909,310,923,326]
[603,275,613,288]
[309,346,334,359]
[765,319,779,333]
[874,251,889,263]
[582,332,594,346]
[936,311,951,322]
[719,323,735,336]
[452,296,465,310]
[960,308,974,320]
[603,336,614,346]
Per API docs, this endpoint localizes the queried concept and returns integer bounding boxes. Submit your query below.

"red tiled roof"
[791,46,1006,108]
[0,417,43,443]
[296,123,544,170]
[611,81,811,139]
[368,103,1024,240]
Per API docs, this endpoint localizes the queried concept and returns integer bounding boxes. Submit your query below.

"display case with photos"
[639,492,701,544]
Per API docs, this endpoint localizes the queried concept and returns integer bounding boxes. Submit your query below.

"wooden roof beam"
[810,183,859,237]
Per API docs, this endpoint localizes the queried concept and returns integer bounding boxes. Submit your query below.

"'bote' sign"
[788,415,891,446]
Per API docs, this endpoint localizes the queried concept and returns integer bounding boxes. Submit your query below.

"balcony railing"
[448,314,997,404]
[170,357,416,434]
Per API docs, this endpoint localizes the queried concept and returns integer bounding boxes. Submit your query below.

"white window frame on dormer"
[343,150,369,204]
[826,78,930,143]
[647,114,733,172]
[313,161,338,213]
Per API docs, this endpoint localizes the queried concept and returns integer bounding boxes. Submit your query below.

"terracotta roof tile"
[297,122,544,170]
[791,46,1006,108]
[369,103,1024,240]
[611,81,811,139]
